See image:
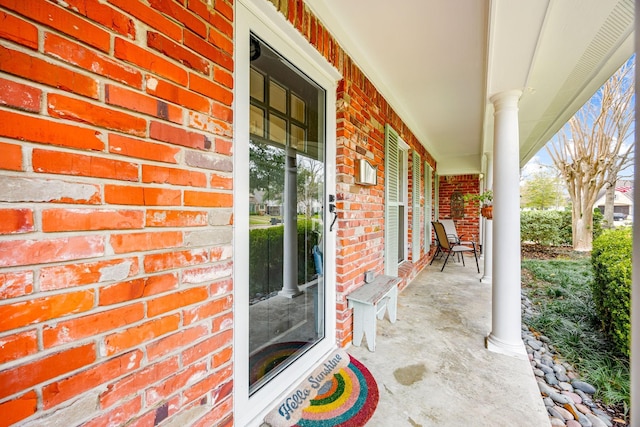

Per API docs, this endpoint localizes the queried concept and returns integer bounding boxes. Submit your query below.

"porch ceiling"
[308,0,634,175]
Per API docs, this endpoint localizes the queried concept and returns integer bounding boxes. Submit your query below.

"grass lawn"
[249,215,277,226]
[521,255,630,415]
[249,214,322,226]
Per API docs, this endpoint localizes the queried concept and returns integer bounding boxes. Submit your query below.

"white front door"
[235,2,340,425]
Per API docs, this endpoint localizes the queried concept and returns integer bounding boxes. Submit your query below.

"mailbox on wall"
[355,158,377,186]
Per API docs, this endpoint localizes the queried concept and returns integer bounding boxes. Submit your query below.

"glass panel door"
[248,34,326,394]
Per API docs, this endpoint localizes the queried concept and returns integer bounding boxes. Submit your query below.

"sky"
[521,153,552,183]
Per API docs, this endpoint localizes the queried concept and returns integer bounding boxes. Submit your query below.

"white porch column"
[486,90,526,358]
[280,150,302,298]
[480,152,493,284]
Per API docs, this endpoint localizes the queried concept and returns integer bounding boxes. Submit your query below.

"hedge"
[520,208,603,246]
[558,210,572,245]
[249,220,320,299]
[592,208,604,241]
[590,227,631,357]
[521,210,564,245]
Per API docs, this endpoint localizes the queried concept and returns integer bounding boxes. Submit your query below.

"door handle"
[329,195,337,232]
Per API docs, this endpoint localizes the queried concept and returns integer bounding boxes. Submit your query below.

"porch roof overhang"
[308,0,634,175]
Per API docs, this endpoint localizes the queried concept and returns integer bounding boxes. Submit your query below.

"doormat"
[250,341,307,384]
[264,349,379,427]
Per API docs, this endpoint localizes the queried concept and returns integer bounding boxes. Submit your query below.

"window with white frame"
[385,125,409,275]
[412,151,421,262]
[424,162,433,251]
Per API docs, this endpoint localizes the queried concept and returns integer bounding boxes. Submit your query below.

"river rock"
[555,405,575,421]
[538,381,555,397]
[561,391,582,405]
[601,419,613,427]
[545,373,559,385]
[521,293,609,427]
[558,381,573,392]
[576,412,593,427]
[554,364,567,374]
[528,339,542,350]
[541,355,555,366]
[585,413,608,427]
[573,389,587,399]
[574,390,594,406]
[572,380,596,394]
[575,403,591,415]
[550,392,572,405]
[591,409,612,427]
[597,416,612,427]
[548,406,566,421]
[539,364,555,375]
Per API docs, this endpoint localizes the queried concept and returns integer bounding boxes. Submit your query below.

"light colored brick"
[207,209,233,226]
[184,229,232,247]
[185,150,232,172]
[0,177,100,204]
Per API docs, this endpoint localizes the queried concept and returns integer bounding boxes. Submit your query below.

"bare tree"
[547,59,634,250]
[297,156,323,221]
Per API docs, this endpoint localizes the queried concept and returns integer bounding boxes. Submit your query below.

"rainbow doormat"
[264,349,379,427]
[250,341,307,385]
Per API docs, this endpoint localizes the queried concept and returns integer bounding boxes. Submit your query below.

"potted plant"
[464,190,493,219]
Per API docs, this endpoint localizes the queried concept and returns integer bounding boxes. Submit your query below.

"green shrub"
[592,208,604,240]
[249,225,283,298]
[520,210,563,245]
[591,228,631,357]
[558,210,573,245]
[522,208,604,246]
[248,220,320,299]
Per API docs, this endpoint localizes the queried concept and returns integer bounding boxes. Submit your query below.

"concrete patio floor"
[348,255,550,426]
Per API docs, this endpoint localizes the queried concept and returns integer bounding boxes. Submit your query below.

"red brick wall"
[333,81,436,345]
[0,0,440,425]
[438,174,481,242]
[0,1,234,426]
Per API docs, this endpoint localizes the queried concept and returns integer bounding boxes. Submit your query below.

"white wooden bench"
[347,275,400,352]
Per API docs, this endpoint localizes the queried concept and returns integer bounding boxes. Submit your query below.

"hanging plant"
[464,190,493,219]
[480,205,493,219]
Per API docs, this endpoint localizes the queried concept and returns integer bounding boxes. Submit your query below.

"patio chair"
[439,218,476,262]
[430,221,479,273]
[439,219,473,246]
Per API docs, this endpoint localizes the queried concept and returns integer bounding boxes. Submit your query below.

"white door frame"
[234,1,341,425]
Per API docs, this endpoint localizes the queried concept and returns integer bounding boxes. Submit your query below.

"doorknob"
[329,195,337,232]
